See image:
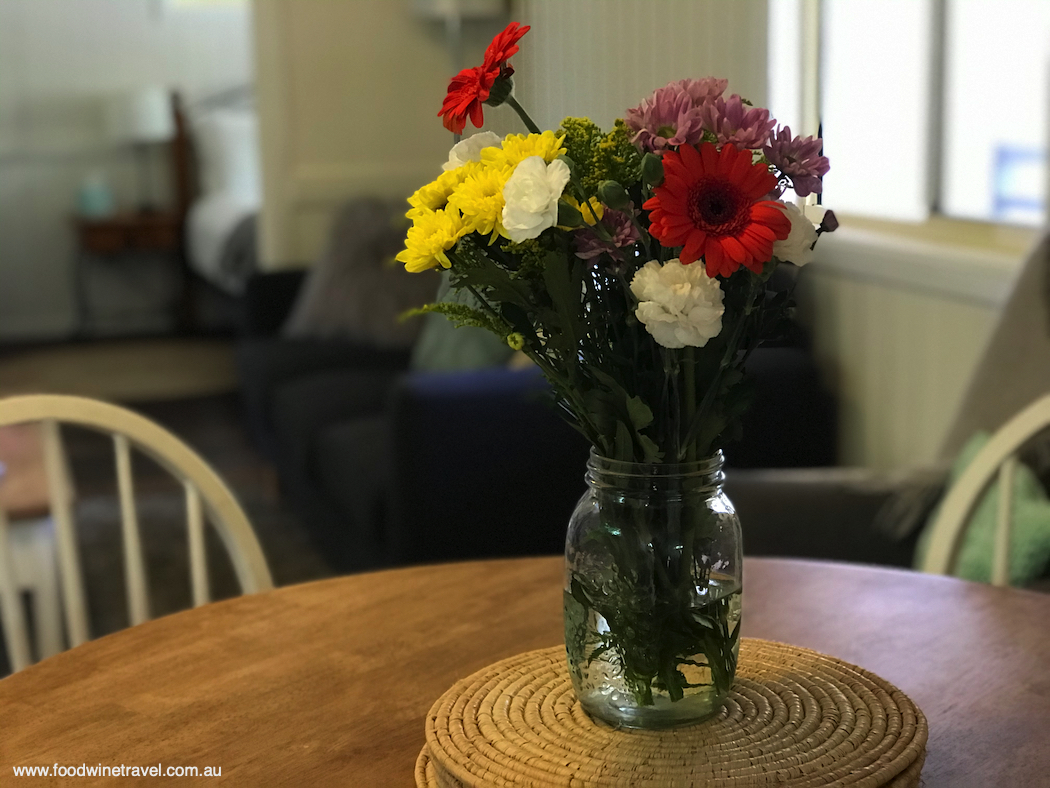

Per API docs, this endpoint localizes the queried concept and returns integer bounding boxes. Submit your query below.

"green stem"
[683,348,697,464]
[627,212,652,259]
[463,283,509,331]
[505,95,541,134]
[463,279,604,446]
[678,273,762,459]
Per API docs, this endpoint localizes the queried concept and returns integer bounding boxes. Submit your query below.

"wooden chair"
[0,395,273,672]
[921,393,1050,586]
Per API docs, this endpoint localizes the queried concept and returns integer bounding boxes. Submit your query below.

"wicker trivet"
[417,639,927,788]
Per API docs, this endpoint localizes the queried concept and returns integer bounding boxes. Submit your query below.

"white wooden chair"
[0,394,273,672]
[921,393,1050,586]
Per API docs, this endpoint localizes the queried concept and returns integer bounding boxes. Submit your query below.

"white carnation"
[772,202,819,267]
[443,131,503,171]
[501,156,571,243]
[630,259,725,349]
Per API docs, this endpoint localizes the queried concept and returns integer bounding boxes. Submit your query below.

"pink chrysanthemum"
[701,95,776,149]
[625,85,705,153]
[671,77,728,108]
[574,206,641,262]
[763,126,830,197]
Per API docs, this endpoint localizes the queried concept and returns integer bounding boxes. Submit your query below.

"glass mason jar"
[564,450,742,730]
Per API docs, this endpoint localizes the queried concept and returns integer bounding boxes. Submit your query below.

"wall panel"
[253,1,513,269]
[800,247,1003,469]
[513,0,768,131]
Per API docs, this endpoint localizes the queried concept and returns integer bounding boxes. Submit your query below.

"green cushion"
[915,432,1050,585]
[409,274,514,373]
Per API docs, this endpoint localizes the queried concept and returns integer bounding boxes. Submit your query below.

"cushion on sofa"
[385,368,591,565]
[236,338,409,458]
[282,198,437,348]
[270,368,401,482]
[315,415,391,560]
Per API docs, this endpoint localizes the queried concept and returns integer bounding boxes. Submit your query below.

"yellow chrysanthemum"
[396,207,467,273]
[447,161,512,240]
[406,168,469,220]
[560,195,605,227]
[481,130,567,170]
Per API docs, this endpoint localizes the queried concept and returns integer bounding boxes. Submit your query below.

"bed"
[173,88,261,297]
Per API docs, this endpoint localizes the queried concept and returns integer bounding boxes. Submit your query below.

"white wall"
[0,0,253,340]
[798,229,1015,469]
[252,0,514,270]
[514,0,768,131]
[252,0,768,271]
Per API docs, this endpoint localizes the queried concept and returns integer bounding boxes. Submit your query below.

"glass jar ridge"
[584,450,726,495]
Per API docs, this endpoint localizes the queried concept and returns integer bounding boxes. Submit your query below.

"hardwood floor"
[0,338,238,401]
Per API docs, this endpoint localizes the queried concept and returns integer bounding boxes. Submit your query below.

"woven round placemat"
[417,639,927,788]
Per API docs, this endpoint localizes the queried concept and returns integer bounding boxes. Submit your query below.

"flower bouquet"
[400,22,834,729]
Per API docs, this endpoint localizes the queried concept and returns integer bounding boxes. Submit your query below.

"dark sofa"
[237,270,845,574]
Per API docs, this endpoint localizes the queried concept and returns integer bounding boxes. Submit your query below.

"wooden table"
[2,557,1048,786]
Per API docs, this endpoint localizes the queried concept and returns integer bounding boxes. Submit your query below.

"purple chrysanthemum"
[763,126,830,197]
[625,85,705,153]
[574,206,641,262]
[671,77,728,108]
[701,95,776,149]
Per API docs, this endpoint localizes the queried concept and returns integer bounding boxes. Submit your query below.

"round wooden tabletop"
[1,557,1047,786]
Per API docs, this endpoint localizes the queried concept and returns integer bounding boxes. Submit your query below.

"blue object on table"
[77,172,115,218]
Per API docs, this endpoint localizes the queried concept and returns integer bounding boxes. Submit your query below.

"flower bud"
[641,152,664,187]
[506,332,526,351]
[557,201,584,228]
[819,209,839,233]
[597,180,630,210]
[556,154,577,178]
[484,75,514,107]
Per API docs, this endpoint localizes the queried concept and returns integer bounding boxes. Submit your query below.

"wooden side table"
[72,212,189,335]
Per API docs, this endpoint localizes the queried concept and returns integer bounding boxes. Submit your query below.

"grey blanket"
[941,232,1050,457]
[214,213,258,296]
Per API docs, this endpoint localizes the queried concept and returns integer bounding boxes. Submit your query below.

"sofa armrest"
[725,466,945,567]
[242,270,308,337]
[385,367,590,565]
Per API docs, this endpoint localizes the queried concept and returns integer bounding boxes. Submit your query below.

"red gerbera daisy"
[438,65,497,134]
[438,22,530,134]
[643,142,791,277]
[483,21,530,71]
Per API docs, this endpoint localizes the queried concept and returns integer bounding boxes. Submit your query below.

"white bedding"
[185,106,261,294]
[186,192,257,295]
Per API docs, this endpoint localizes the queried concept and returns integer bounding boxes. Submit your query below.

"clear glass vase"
[564,450,742,730]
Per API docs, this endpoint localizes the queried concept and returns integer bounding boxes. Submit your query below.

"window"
[941,0,1050,225]
[769,0,1050,227]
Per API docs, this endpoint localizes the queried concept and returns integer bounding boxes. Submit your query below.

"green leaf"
[624,392,654,432]
[638,434,664,463]
[614,420,634,461]
[541,251,583,351]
